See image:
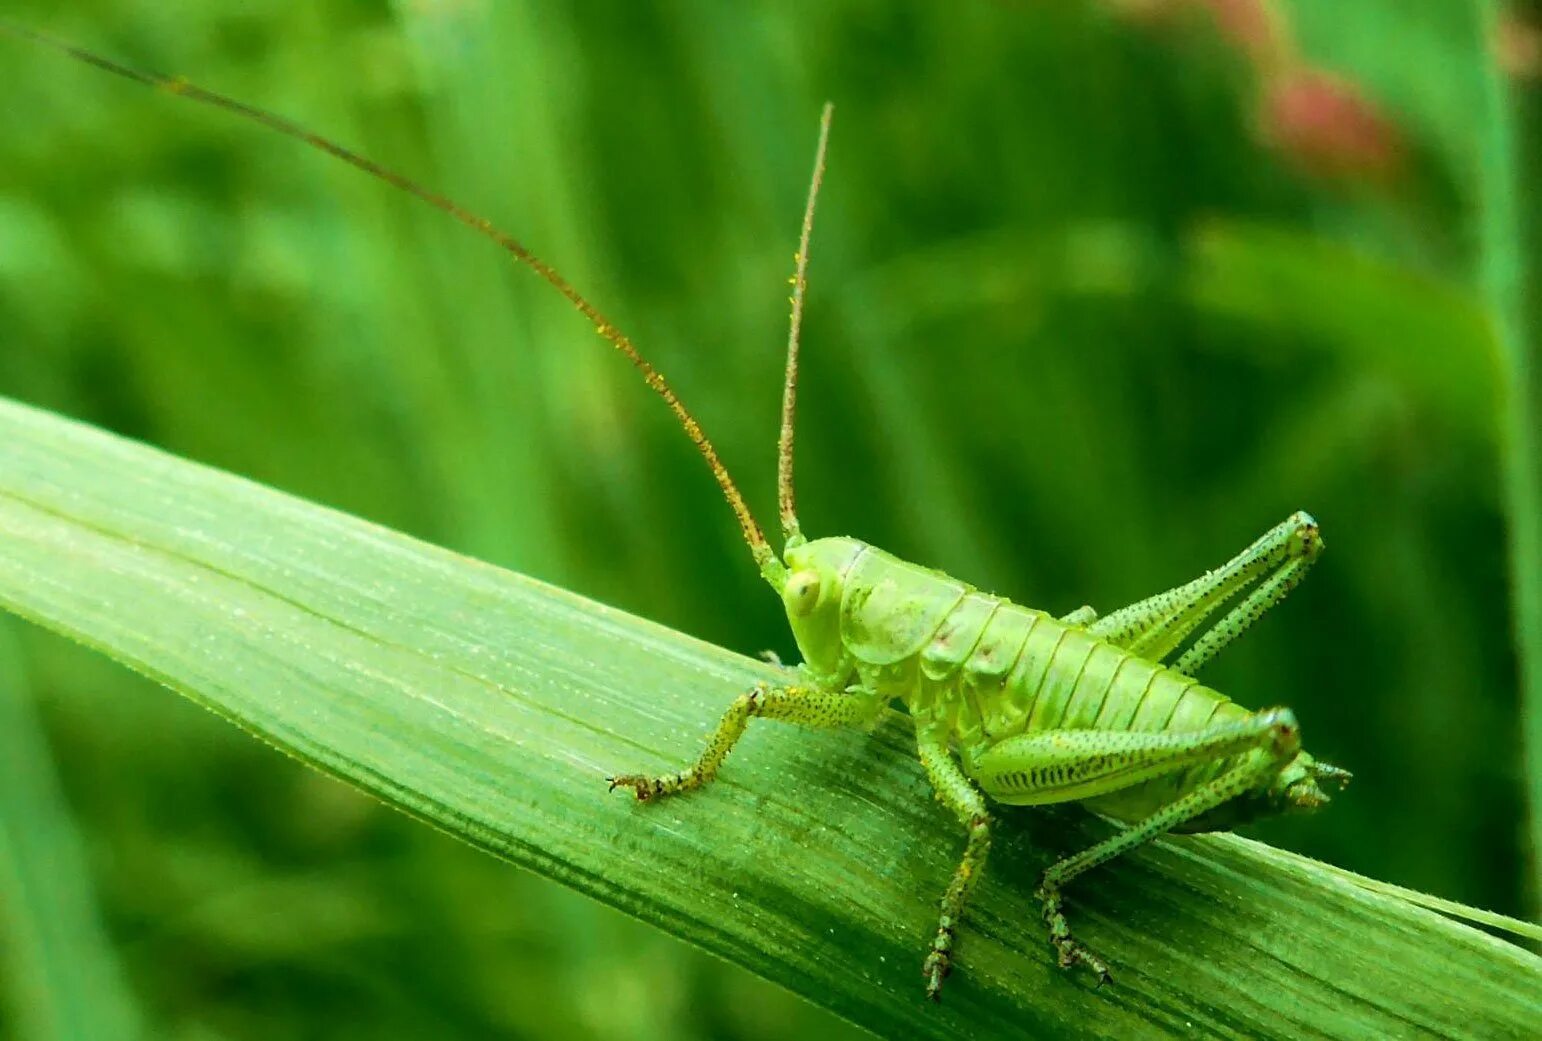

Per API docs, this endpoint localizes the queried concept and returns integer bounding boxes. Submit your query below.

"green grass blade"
[0,394,1536,1040]
[1476,0,1542,905]
[1291,851,1542,944]
[0,623,144,1041]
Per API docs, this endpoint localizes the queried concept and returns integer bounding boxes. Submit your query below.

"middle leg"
[916,730,992,1001]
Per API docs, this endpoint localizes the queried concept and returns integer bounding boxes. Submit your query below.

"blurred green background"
[0,1,1532,1038]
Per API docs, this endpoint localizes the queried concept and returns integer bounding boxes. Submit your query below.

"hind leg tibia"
[1089,512,1321,673]
[983,712,1302,981]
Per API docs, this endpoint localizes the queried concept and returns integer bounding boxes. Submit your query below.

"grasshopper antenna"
[3,22,785,582]
[777,103,833,550]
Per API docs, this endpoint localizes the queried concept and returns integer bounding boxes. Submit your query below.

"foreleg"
[607,682,880,801]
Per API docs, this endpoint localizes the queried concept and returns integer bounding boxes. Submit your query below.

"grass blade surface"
[0,395,1536,1040]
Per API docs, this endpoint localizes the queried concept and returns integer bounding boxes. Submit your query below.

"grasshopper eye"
[785,569,822,616]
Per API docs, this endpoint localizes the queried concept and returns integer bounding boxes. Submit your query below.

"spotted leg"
[971,708,1303,979]
[607,681,883,800]
[1090,511,1321,675]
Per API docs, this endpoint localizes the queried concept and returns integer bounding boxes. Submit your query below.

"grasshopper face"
[780,536,865,684]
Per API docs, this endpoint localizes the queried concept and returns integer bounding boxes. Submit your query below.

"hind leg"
[972,709,1303,979]
[1090,512,1321,674]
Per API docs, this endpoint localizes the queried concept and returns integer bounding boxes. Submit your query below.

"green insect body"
[621,514,1348,994]
[788,530,1338,836]
[9,25,1363,1001]
[788,533,1330,833]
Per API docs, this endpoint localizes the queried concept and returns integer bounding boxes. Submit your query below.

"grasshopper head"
[778,536,865,682]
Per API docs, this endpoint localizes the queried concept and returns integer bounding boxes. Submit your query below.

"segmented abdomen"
[856,585,1244,753]
[980,607,1242,741]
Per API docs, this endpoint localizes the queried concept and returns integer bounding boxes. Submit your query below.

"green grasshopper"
[10,25,1355,1001]
[603,110,1353,997]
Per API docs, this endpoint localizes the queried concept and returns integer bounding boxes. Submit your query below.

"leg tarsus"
[1036,881,1112,985]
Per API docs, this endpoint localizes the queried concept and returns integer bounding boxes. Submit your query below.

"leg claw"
[605,774,657,801]
[1055,940,1113,986]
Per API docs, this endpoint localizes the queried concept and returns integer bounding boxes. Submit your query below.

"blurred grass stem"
[0,625,144,1041]
[1478,0,1542,904]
